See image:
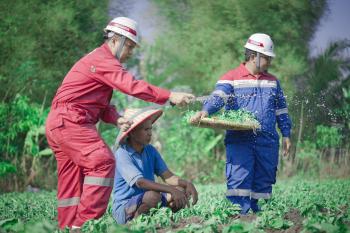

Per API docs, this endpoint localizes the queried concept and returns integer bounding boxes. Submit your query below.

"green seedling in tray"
[184,110,261,130]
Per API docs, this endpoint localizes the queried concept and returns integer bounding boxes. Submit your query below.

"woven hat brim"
[116,109,163,144]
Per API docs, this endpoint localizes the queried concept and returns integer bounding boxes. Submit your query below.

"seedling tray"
[188,117,261,130]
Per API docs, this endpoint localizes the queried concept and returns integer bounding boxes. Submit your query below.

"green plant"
[316,125,342,149]
[0,162,16,177]
[184,110,260,126]
[0,0,109,103]
[1,179,349,232]
[0,94,53,191]
[296,140,318,159]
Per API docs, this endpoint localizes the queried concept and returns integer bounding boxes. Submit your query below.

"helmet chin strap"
[115,35,126,60]
[256,52,261,71]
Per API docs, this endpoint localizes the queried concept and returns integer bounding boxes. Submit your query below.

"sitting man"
[112,107,198,224]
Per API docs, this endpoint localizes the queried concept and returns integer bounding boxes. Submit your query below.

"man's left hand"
[185,182,198,205]
[282,137,291,157]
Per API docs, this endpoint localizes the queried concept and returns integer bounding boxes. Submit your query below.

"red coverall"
[45,43,170,228]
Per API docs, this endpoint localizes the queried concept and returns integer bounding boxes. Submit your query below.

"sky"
[127,0,163,45]
[309,0,350,57]
[114,0,350,56]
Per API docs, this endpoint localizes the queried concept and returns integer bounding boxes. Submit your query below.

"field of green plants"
[1,179,349,233]
[1,1,350,233]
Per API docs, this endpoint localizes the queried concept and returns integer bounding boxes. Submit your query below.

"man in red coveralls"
[45,17,194,231]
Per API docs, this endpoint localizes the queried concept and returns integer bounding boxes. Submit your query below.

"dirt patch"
[226,213,258,222]
[284,209,303,233]
[238,214,258,223]
[264,209,304,233]
[157,210,304,233]
[157,216,203,233]
[338,205,350,230]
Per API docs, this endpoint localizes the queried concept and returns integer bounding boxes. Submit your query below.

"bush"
[316,125,342,149]
[156,109,226,183]
[0,95,52,191]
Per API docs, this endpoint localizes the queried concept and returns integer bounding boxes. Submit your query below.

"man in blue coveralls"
[112,107,198,224]
[191,33,292,214]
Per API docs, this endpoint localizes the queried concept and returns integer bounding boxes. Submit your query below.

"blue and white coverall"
[203,63,292,213]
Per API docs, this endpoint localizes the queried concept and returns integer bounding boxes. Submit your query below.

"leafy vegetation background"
[1,180,349,232]
[0,0,350,231]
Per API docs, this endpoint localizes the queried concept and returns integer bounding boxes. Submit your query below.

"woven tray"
[188,117,261,130]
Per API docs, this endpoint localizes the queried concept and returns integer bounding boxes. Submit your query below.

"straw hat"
[116,107,163,144]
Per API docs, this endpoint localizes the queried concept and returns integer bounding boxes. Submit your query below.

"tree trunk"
[294,101,304,163]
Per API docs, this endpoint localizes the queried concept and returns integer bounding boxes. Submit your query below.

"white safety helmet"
[104,17,140,45]
[244,33,275,58]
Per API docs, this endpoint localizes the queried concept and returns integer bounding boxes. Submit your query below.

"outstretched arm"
[191,78,234,123]
[95,59,194,106]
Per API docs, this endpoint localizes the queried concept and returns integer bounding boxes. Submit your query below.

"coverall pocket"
[81,141,106,156]
[80,141,113,169]
[68,107,93,124]
[48,118,66,145]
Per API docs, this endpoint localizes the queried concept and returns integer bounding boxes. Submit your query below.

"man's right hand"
[190,111,209,123]
[282,137,291,157]
[169,92,195,107]
[170,187,189,210]
[117,117,133,132]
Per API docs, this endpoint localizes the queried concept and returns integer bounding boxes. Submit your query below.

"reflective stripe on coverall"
[203,63,292,214]
[46,43,170,228]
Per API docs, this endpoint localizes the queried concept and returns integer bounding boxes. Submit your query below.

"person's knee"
[166,186,184,202]
[166,186,187,212]
[143,191,161,208]
[175,186,184,192]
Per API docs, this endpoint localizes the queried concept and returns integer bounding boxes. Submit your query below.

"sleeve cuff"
[155,88,171,105]
[202,95,224,115]
[156,167,169,177]
[128,174,143,187]
[101,105,120,126]
[281,130,291,138]
[202,105,217,115]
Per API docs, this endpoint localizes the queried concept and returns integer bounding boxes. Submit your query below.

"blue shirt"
[112,143,168,212]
